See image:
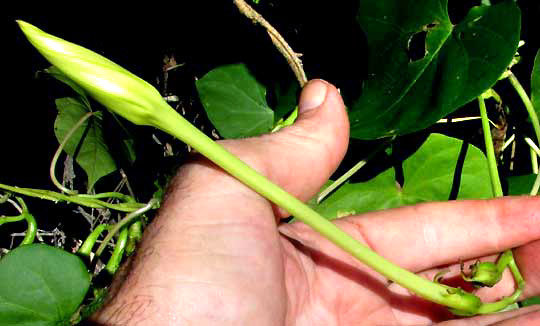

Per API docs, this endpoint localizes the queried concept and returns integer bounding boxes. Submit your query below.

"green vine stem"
[0,196,37,246]
[478,96,504,197]
[0,214,25,225]
[524,139,540,196]
[525,136,540,158]
[18,20,525,315]
[530,147,539,174]
[317,140,391,203]
[49,111,94,195]
[502,133,515,152]
[94,199,156,258]
[530,172,540,196]
[508,72,540,196]
[508,72,540,145]
[77,192,135,203]
[78,223,108,257]
[18,197,37,246]
[477,96,523,309]
[0,183,147,212]
[125,219,142,256]
[105,226,128,274]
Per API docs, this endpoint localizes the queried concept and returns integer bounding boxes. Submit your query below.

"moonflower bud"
[17,20,171,127]
[462,261,502,288]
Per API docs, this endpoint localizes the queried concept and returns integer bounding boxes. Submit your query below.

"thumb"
[221,79,350,217]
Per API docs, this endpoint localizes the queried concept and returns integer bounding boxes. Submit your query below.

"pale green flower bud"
[462,261,502,288]
[17,20,169,127]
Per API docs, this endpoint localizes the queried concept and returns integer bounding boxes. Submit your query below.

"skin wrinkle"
[281,224,396,326]
[278,125,337,174]
[280,232,322,326]
[102,295,157,326]
[146,173,287,324]
[281,240,306,325]
[166,169,268,211]
[99,224,165,312]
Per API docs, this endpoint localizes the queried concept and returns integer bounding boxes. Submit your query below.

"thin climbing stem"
[0,197,38,246]
[478,96,503,197]
[4,197,23,214]
[105,226,129,274]
[95,199,156,258]
[78,223,108,257]
[318,140,391,203]
[0,183,146,212]
[508,72,540,145]
[477,96,524,310]
[531,147,539,174]
[525,136,540,175]
[50,111,94,194]
[233,0,307,87]
[501,134,515,153]
[77,192,134,202]
[530,173,540,195]
[525,137,540,158]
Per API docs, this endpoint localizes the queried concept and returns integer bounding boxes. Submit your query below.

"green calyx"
[462,261,502,288]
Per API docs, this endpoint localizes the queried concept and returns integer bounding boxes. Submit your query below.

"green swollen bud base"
[462,261,502,287]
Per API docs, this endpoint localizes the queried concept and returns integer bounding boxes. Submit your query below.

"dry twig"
[233,0,308,87]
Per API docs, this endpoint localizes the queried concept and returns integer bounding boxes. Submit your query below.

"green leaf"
[40,66,91,108]
[54,97,117,191]
[121,138,137,165]
[507,174,536,196]
[196,64,274,139]
[0,244,90,326]
[520,296,540,307]
[313,134,492,219]
[273,81,299,122]
[349,1,521,139]
[531,49,540,117]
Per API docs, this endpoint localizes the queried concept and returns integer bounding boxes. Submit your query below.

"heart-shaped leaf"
[54,97,117,191]
[273,80,299,122]
[40,66,91,108]
[0,244,90,326]
[196,64,274,139]
[507,174,536,196]
[313,134,492,219]
[520,296,540,307]
[349,1,521,139]
[531,49,540,117]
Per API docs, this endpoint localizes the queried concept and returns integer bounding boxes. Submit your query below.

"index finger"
[282,196,540,272]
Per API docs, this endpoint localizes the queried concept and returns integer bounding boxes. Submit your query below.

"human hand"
[92,80,540,325]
